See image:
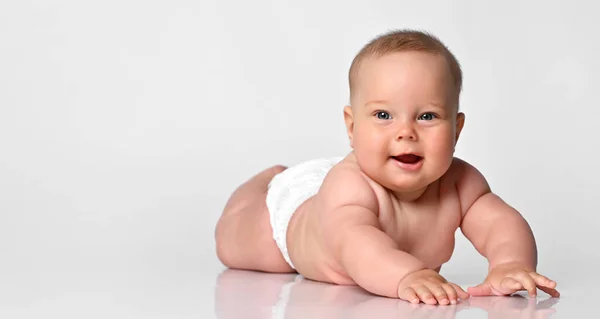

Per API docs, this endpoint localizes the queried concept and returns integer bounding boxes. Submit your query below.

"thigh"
[215,165,295,273]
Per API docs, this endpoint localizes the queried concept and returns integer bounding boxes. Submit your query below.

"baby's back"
[286,154,464,284]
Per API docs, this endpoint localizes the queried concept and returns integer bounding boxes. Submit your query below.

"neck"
[392,179,440,203]
[391,186,429,203]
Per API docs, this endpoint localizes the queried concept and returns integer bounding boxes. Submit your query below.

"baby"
[215,29,560,305]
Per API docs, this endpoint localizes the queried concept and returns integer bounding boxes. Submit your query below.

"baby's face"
[344,51,464,195]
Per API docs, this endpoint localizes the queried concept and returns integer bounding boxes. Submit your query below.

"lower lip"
[392,158,424,171]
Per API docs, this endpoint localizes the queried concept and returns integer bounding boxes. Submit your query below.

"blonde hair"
[349,29,462,105]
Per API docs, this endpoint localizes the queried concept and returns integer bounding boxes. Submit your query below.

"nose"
[396,122,417,141]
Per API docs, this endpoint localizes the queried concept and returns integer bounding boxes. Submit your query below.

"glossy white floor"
[0,258,595,319]
[213,268,584,319]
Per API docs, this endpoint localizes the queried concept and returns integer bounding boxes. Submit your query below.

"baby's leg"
[215,165,295,273]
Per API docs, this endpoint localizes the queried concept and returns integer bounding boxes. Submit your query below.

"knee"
[216,244,231,268]
[215,219,234,267]
[215,239,234,268]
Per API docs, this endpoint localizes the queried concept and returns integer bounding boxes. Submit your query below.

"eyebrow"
[428,102,446,110]
[364,100,389,108]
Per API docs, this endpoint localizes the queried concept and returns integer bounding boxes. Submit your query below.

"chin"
[392,182,429,193]
[381,176,430,192]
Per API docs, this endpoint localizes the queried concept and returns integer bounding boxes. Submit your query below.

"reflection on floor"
[214,269,559,319]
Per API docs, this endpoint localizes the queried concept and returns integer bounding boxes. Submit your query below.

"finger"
[513,272,538,297]
[440,283,458,305]
[467,282,493,296]
[400,287,421,304]
[530,273,560,297]
[424,281,450,305]
[415,285,437,305]
[450,283,470,300]
[529,272,557,289]
[499,276,522,295]
[538,285,561,298]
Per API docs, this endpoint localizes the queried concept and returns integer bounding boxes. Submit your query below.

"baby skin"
[215,50,560,305]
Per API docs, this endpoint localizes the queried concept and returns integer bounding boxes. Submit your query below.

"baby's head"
[343,29,465,198]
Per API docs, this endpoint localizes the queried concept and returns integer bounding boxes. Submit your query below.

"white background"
[1,0,598,317]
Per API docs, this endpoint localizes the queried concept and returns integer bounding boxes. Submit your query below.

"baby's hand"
[467,263,560,298]
[397,269,470,305]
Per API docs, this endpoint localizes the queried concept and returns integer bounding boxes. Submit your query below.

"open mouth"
[392,154,423,164]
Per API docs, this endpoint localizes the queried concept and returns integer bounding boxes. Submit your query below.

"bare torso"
[286,156,463,285]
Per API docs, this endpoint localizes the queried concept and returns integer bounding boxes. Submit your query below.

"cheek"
[354,124,384,150]
[426,127,456,155]
[353,125,391,167]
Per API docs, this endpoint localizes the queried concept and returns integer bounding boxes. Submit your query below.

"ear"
[343,105,355,148]
[455,112,465,145]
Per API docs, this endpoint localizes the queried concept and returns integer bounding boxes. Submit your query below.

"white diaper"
[266,157,343,269]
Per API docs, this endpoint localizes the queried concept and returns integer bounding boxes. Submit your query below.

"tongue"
[396,154,421,164]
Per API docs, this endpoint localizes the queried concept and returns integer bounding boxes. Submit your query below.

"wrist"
[485,243,537,273]
[396,266,432,287]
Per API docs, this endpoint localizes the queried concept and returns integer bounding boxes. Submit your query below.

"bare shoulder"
[317,157,379,215]
[446,157,492,216]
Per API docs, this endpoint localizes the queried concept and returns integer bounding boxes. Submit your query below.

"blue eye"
[376,111,392,120]
[418,113,437,121]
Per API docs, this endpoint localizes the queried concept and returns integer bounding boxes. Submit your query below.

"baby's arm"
[456,158,537,270]
[456,158,559,297]
[315,163,470,304]
[318,165,426,298]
